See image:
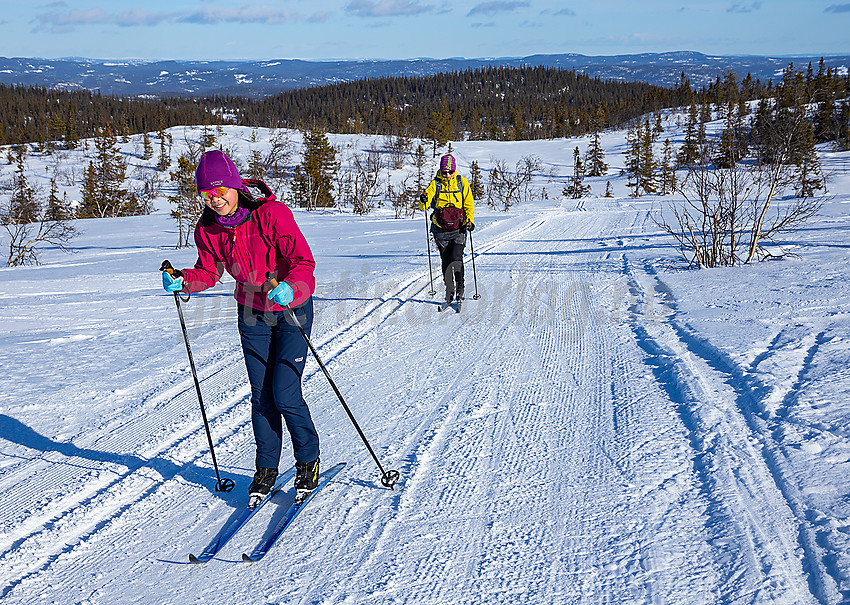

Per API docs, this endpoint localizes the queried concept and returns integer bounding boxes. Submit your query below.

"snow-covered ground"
[1,117,849,604]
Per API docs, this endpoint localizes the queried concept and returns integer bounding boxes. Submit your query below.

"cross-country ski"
[188,466,296,564]
[242,462,347,562]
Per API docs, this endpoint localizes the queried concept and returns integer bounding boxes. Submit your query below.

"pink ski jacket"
[182,180,315,311]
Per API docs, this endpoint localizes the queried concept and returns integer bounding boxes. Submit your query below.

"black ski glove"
[467,222,475,232]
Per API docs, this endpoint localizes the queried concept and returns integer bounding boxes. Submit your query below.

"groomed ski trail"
[0,201,824,604]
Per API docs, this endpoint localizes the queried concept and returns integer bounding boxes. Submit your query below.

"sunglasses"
[440,169,453,175]
[199,186,229,201]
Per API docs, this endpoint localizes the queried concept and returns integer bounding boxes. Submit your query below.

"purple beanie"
[195,150,246,194]
[440,154,456,172]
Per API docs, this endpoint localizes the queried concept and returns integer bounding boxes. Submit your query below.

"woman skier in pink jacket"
[162,150,320,505]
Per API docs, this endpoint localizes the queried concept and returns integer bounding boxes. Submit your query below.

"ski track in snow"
[0,195,841,603]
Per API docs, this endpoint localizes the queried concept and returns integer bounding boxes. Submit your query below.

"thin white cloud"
[467,1,530,17]
[178,6,299,25]
[727,1,762,13]
[32,4,307,31]
[307,11,333,23]
[33,7,173,31]
[824,3,850,12]
[345,0,435,18]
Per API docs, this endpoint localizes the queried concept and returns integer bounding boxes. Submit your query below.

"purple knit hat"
[195,150,246,194]
[440,154,456,172]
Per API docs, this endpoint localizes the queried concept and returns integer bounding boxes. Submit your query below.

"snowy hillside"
[1,117,849,604]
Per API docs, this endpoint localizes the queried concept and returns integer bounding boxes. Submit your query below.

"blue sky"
[8,1,850,61]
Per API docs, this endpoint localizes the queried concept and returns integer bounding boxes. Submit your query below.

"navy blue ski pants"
[237,299,320,470]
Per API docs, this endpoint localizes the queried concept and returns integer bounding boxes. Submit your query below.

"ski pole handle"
[265,274,294,311]
[161,260,190,302]
[266,274,281,290]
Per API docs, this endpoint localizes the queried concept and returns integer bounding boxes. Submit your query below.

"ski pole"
[468,229,482,300]
[422,201,436,296]
[160,260,234,493]
[266,273,400,490]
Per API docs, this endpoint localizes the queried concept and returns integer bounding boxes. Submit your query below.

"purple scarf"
[214,205,251,228]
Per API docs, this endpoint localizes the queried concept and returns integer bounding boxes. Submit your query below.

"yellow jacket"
[420,171,474,228]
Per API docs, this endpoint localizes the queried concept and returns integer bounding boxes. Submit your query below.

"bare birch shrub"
[486,155,542,211]
[350,144,384,215]
[656,133,824,268]
[2,180,78,266]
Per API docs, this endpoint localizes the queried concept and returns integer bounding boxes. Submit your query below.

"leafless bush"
[388,173,418,219]
[383,134,412,170]
[656,138,824,267]
[2,181,78,266]
[349,144,384,215]
[133,165,165,199]
[486,155,542,211]
[249,130,295,196]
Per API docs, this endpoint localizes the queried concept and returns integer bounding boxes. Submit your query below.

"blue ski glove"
[162,269,184,292]
[267,281,294,307]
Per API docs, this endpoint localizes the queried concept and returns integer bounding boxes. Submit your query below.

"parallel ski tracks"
[624,257,826,604]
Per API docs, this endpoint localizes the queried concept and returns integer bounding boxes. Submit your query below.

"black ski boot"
[294,458,320,502]
[248,467,278,508]
[438,291,453,312]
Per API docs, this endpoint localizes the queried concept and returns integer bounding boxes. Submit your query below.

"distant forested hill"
[1,59,846,147]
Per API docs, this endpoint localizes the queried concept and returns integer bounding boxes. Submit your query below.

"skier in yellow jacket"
[420,154,475,304]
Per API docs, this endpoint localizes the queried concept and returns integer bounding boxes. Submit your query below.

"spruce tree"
[794,123,824,197]
[63,104,79,150]
[414,145,429,194]
[299,127,339,208]
[639,124,658,195]
[156,117,171,171]
[660,139,677,195]
[469,160,484,200]
[200,123,215,149]
[585,129,608,177]
[168,154,202,248]
[625,125,642,197]
[563,147,592,199]
[44,177,67,221]
[7,151,39,224]
[837,100,850,151]
[78,123,137,218]
[427,105,451,157]
[247,149,265,180]
[142,131,154,160]
[677,102,700,167]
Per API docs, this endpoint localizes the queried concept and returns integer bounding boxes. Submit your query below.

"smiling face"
[201,186,239,216]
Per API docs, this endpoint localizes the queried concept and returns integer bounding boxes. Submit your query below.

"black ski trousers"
[432,228,467,299]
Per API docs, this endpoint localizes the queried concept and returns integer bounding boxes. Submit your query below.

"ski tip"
[242,553,258,563]
[189,554,205,564]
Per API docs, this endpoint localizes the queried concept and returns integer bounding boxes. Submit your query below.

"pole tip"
[215,478,235,492]
[381,470,400,489]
